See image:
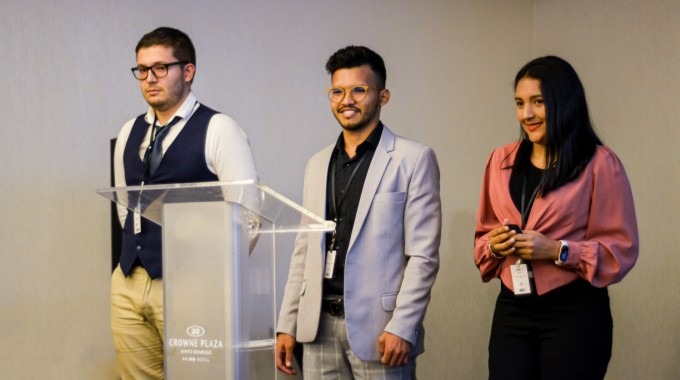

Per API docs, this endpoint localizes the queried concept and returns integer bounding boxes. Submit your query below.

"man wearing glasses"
[276,45,441,379]
[111,27,257,379]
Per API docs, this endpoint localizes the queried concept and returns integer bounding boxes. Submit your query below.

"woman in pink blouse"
[474,56,639,380]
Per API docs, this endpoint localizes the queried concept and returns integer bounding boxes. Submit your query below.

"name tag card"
[134,209,142,234]
[324,250,337,279]
[510,261,533,296]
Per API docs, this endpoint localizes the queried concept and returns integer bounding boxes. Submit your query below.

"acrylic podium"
[97,180,334,379]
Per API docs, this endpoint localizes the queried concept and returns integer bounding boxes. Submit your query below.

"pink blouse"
[474,142,639,295]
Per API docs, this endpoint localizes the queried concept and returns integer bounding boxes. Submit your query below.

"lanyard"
[329,152,367,249]
[520,173,541,229]
[141,101,198,177]
[142,113,160,175]
[330,152,367,217]
[515,171,541,273]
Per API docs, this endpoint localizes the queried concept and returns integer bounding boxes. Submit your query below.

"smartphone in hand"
[506,224,522,234]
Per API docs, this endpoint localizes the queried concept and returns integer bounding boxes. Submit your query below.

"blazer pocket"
[373,191,406,204]
[300,280,307,296]
[381,292,398,311]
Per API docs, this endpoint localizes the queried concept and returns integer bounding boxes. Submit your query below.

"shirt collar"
[144,92,199,125]
[334,122,384,154]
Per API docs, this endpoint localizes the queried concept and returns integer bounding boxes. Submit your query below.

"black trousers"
[489,280,612,380]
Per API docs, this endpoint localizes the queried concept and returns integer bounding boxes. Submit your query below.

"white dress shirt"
[113,92,258,226]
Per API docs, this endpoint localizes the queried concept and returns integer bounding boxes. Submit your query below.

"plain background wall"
[0,0,677,378]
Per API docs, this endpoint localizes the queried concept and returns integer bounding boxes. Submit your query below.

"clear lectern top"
[97,179,334,233]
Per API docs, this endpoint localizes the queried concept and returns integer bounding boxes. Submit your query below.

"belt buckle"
[328,298,344,317]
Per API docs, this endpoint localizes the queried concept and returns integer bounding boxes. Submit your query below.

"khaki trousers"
[111,265,164,380]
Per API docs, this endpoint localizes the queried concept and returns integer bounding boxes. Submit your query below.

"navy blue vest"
[119,105,219,279]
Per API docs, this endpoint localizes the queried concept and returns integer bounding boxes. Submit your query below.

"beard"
[334,103,379,132]
[143,80,188,112]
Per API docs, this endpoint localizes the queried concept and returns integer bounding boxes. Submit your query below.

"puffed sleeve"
[474,149,505,282]
[566,147,639,286]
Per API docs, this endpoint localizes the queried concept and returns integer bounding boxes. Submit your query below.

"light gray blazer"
[277,125,441,361]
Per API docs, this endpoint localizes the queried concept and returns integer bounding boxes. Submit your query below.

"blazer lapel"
[347,126,395,251]
[308,145,334,216]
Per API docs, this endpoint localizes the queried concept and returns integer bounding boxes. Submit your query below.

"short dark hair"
[136,27,196,65]
[513,56,602,194]
[325,46,386,88]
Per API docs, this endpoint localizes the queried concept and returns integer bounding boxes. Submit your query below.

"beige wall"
[0,0,676,378]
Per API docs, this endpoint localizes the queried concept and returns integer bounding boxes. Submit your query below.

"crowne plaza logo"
[187,325,205,338]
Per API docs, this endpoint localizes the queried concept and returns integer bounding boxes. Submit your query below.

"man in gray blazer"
[276,46,441,379]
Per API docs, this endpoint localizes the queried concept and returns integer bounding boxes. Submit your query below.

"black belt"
[321,297,344,317]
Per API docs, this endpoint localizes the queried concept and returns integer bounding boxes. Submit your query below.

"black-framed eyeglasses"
[327,85,371,103]
[131,61,188,80]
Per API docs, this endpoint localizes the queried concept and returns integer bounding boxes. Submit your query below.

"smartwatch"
[555,240,569,265]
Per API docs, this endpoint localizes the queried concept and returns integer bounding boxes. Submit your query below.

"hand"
[487,219,520,258]
[275,333,297,375]
[513,230,561,261]
[378,331,411,366]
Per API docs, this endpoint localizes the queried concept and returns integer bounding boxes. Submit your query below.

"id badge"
[324,250,337,279]
[133,208,142,234]
[510,261,533,295]
[134,183,145,235]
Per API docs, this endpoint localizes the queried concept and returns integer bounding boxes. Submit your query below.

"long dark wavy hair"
[512,56,602,195]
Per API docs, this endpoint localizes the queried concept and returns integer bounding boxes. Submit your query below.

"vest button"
[136,245,142,251]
